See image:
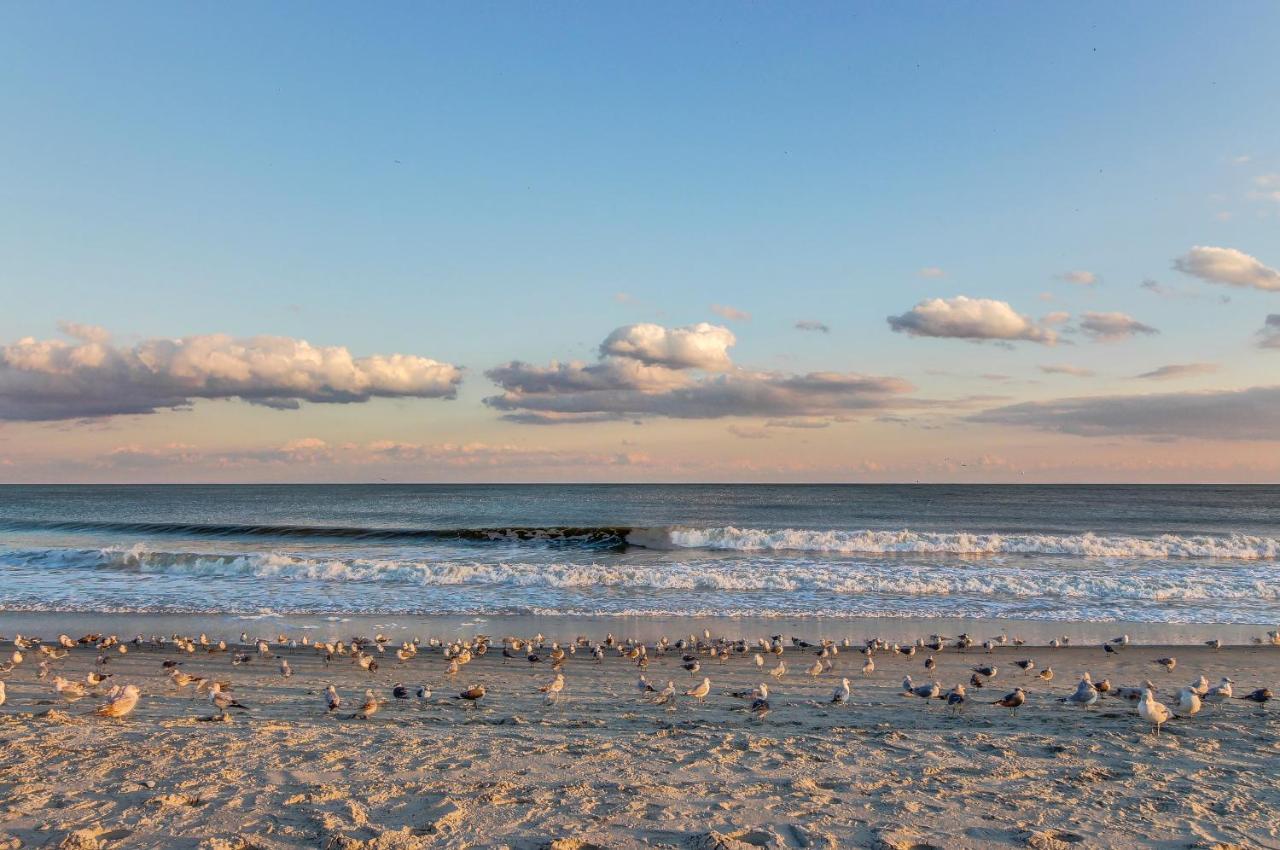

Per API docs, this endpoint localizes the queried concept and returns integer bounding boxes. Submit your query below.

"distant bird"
[770,660,787,681]
[1111,635,1130,646]
[415,684,432,703]
[993,687,1026,712]
[1204,638,1221,651]
[458,684,486,706]
[324,685,341,713]
[1152,657,1177,673]
[392,683,410,700]
[1187,675,1209,697]
[748,695,770,720]
[862,657,875,676]
[807,658,823,678]
[1103,643,1120,656]
[539,673,565,703]
[944,684,967,715]
[1139,688,1171,735]
[1014,659,1035,676]
[1037,667,1054,682]
[904,677,940,700]
[924,655,936,672]
[972,665,998,678]
[831,678,851,705]
[653,680,677,707]
[682,660,701,677]
[279,659,292,679]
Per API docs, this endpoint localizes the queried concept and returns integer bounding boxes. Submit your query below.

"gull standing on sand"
[539,673,565,703]
[685,677,711,703]
[209,683,249,718]
[993,687,1026,712]
[654,681,677,708]
[1152,657,1177,673]
[1037,667,1054,682]
[1206,678,1233,704]
[1139,688,1171,735]
[945,684,967,715]
[1014,659,1035,676]
[95,684,140,719]
[352,689,379,719]
[862,657,875,676]
[770,660,786,680]
[832,678,851,705]
[1060,675,1098,708]
[1175,687,1201,717]
[325,685,341,713]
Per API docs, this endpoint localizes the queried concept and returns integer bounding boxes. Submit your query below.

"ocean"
[0,484,1278,627]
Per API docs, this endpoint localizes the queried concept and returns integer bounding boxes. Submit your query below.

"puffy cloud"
[1135,363,1219,380]
[971,385,1280,441]
[1077,312,1158,342]
[795,320,830,333]
[1056,270,1098,286]
[1258,314,1280,349]
[599,322,735,371]
[487,323,912,423]
[710,304,751,322]
[887,296,1059,344]
[1173,246,1280,291]
[1039,364,1096,377]
[0,327,462,421]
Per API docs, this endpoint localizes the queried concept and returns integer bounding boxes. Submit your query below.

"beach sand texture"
[0,634,1277,850]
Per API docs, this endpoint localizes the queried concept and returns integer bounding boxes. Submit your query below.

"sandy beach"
[1,624,1278,850]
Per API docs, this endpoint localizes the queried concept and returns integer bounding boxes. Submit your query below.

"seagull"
[1152,657,1177,673]
[944,684,967,715]
[53,676,90,703]
[1138,688,1172,735]
[682,660,701,677]
[324,685,341,713]
[807,658,823,678]
[415,685,431,703]
[862,657,875,676]
[1060,676,1098,708]
[1187,675,1209,697]
[279,659,292,679]
[1205,677,1234,704]
[1204,638,1221,651]
[352,688,379,719]
[1174,687,1201,718]
[539,673,565,703]
[392,683,410,700]
[993,687,1026,712]
[1111,635,1130,646]
[923,655,936,672]
[831,678,851,705]
[770,660,787,680]
[94,684,140,719]
[458,684,486,706]
[685,677,711,703]
[1238,688,1273,706]
[209,683,248,717]
[748,694,770,721]
[905,678,940,700]
[1037,667,1054,682]
[972,664,998,679]
[653,680,677,708]
[1014,659,1035,675]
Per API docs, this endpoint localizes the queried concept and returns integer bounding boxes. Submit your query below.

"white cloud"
[1056,270,1098,286]
[1135,363,1219,380]
[795,320,830,333]
[487,323,912,423]
[0,326,462,421]
[1077,312,1159,342]
[917,267,946,278]
[1173,246,1280,291]
[886,296,1059,344]
[971,385,1280,441]
[1039,364,1096,377]
[710,304,751,322]
[599,322,735,371]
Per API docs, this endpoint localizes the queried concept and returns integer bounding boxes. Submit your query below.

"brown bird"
[992,687,1025,711]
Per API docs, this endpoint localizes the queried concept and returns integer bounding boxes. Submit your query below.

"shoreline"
[2,610,1276,647]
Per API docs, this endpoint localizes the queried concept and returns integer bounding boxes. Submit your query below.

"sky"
[1,2,1279,483]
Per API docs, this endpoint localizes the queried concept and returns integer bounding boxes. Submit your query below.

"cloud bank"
[971,385,1280,441]
[1135,363,1219,380]
[887,296,1058,344]
[0,325,462,421]
[487,322,911,423]
[1077,312,1159,341]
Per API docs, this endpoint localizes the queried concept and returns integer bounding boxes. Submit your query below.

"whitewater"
[2,484,1279,624]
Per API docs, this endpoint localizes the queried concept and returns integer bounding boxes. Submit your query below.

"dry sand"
[1,628,1278,850]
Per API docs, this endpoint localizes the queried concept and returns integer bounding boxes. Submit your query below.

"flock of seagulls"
[0,628,1274,737]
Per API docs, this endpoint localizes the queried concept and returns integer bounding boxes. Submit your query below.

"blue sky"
[1,3,1278,481]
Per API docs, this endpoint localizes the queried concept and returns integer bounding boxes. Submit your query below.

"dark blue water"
[1,485,1278,623]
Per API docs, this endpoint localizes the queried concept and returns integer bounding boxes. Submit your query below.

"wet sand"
[1,623,1278,849]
